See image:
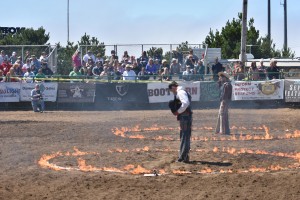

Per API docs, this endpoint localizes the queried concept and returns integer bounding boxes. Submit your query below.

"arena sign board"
[20,83,58,102]
[232,80,284,101]
[147,82,200,103]
[200,81,220,101]
[0,82,20,102]
[284,80,300,102]
[57,83,95,103]
[0,27,25,35]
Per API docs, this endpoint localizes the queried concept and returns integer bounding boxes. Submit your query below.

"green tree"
[56,42,78,75]
[79,33,105,57]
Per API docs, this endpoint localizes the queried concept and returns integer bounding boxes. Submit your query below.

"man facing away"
[168,81,192,163]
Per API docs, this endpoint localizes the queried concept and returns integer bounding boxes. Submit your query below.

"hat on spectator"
[96,53,101,57]
[17,56,21,59]
[162,59,167,63]
[186,65,191,68]
[87,50,92,53]
[218,72,230,79]
[12,52,16,56]
[125,64,132,68]
[31,55,36,58]
[172,58,177,62]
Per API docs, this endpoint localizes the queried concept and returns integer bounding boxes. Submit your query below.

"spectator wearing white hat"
[122,64,136,80]
[169,58,181,77]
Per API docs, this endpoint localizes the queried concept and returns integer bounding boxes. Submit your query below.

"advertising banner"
[57,83,95,103]
[147,81,200,103]
[20,83,58,102]
[95,83,149,103]
[0,82,20,102]
[284,80,300,102]
[232,80,284,100]
[200,81,220,101]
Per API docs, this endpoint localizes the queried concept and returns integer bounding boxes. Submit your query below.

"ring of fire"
[38,125,300,175]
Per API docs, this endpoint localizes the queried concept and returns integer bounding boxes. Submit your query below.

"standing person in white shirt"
[82,50,96,66]
[122,64,136,80]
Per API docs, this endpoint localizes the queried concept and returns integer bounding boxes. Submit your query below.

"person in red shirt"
[0,58,12,75]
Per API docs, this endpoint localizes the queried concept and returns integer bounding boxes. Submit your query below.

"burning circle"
[38,125,300,175]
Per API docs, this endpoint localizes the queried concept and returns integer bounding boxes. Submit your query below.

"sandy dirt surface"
[0,108,300,200]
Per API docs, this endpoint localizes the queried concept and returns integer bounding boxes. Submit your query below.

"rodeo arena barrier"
[0,44,300,110]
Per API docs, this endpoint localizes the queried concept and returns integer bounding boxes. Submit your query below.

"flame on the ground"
[172,170,192,174]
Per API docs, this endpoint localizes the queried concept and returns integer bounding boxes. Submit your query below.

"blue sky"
[3,0,300,57]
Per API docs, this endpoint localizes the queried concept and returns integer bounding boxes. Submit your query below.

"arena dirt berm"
[0,108,300,200]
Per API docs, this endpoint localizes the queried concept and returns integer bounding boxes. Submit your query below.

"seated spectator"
[258,59,267,80]
[195,59,205,81]
[69,66,82,79]
[95,53,104,65]
[24,50,31,62]
[132,62,140,75]
[160,59,170,71]
[99,66,110,79]
[13,63,22,76]
[30,64,38,75]
[182,65,193,81]
[266,59,280,80]
[186,49,199,63]
[1,58,12,75]
[72,50,82,69]
[41,62,53,77]
[85,67,94,79]
[0,50,9,65]
[22,58,31,74]
[172,48,184,64]
[139,51,148,67]
[82,50,95,66]
[31,55,41,71]
[153,49,162,64]
[145,58,157,79]
[39,52,48,62]
[234,63,245,80]
[10,52,18,65]
[130,56,136,64]
[6,68,20,82]
[169,58,181,76]
[0,70,5,82]
[161,67,172,81]
[122,51,130,63]
[122,64,136,80]
[23,67,35,83]
[185,55,196,70]
[109,50,118,65]
[137,67,149,80]
[112,66,122,80]
[248,61,259,81]
[92,61,103,76]
[35,68,46,81]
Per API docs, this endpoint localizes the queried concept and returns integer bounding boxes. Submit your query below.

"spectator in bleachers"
[13,63,22,76]
[35,68,46,81]
[72,50,82,69]
[69,66,82,78]
[161,67,172,81]
[122,51,130,63]
[22,58,31,75]
[234,63,245,80]
[112,66,122,80]
[41,62,53,77]
[153,49,162,64]
[16,56,23,67]
[131,62,140,75]
[130,56,136,64]
[145,58,157,79]
[6,68,20,82]
[123,64,136,80]
[92,61,103,76]
[248,61,259,81]
[95,53,104,65]
[1,57,12,75]
[39,52,48,62]
[172,48,184,64]
[82,50,95,66]
[185,55,195,70]
[266,59,280,80]
[109,50,118,65]
[0,70,5,82]
[160,59,169,71]
[169,58,181,77]
[30,63,38,75]
[23,67,35,83]
[99,65,110,79]
[186,49,199,63]
[194,59,205,81]
[24,50,31,62]
[31,55,41,71]
[10,52,18,65]
[85,67,94,79]
[212,57,224,81]
[0,50,9,65]
[85,58,95,68]
[139,51,148,67]
[137,67,149,80]
[258,59,267,80]
[182,65,193,81]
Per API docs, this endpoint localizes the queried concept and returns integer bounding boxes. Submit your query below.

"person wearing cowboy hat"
[122,64,136,80]
[215,72,232,135]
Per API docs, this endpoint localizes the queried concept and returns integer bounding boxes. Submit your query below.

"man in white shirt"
[82,50,96,66]
[122,64,136,80]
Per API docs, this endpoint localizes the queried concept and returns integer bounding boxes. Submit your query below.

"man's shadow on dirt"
[188,160,232,166]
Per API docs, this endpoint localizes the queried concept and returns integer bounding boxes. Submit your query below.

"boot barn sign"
[0,27,25,35]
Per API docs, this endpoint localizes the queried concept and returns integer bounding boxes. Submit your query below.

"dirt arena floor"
[1,108,300,200]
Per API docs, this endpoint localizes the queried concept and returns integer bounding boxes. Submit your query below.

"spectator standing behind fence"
[212,57,224,81]
[31,84,45,113]
[72,50,82,69]
[266,59,280,80]
[169,58,181,77]
[248,61,259,81]
[123,64,136,80]
[122,51,130,63]
[39,52,48,62]
[109,50,118,66]
[215,72,232,135]
[82,50,95,66]
[10,52,18,65]
[258,59,266,80]
[0,50,9,65]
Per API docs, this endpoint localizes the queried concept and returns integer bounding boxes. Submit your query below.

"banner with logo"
[0,82,20,102]
[95,83,148,103]
[20,83,58,102]
[284,80,300,102]
[232,80,284,100]
[147,81,200,103]
[57,83,96,103]
[200,81,220,101]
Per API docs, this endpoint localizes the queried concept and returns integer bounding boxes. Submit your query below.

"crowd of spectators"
[0,50,53,83]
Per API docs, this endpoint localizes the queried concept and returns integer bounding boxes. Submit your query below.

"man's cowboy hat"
[218,72,230,79]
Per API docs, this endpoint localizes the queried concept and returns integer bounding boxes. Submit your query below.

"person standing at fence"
[31,84,45,113]
[168,81,192,163]
[215,72,232,135]
[212,57,224,81]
